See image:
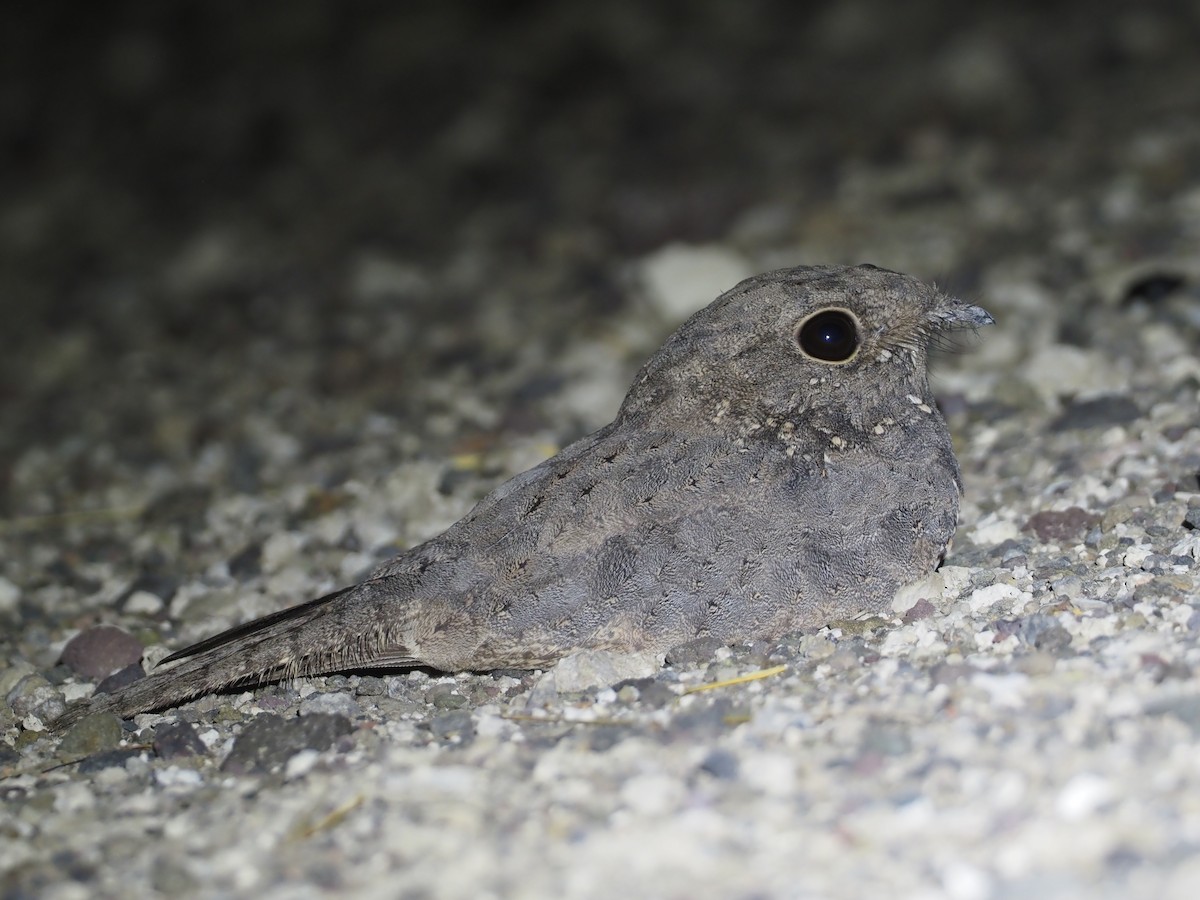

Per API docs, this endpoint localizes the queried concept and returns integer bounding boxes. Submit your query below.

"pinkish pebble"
[61,625,145,679]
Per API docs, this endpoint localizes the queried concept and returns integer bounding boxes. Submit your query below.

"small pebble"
[7,675,67,723]
[549,650,661,693]
[1023,508,1101,544]
[96,662,146,695]
[429,711,475,743]
[220,713,353,776]
[1049,396,1141,431]
[426,683,469,710]
[698,748,740,780]
[61,626,144,680]
[299,691,361,719]
[153,721,209,760]
[59,713,124,758]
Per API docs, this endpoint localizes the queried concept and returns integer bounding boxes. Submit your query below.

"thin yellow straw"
[682,664,787,695]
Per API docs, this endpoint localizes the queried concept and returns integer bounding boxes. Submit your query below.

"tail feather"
[158,584,361,664]
[54,579,416,728]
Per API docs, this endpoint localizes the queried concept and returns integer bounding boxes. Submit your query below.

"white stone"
[970,672,1029,708]
[1022,343,1127,400]
[0,576,19,613]
[970,515,1020,546]
[968,583,1022,612]
[284,749,320,780]
[941,861,992,900]
[619,774,684,816]
[938,566,973,597]
[546,649,662,693]
[155,767,204,789]
[637,243,754,321]
[124,589,164,615]
[1055,773,1114,821]
[892,571,945,613]
[740,753,797,796]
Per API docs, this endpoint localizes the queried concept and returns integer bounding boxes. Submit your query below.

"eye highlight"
[796,308,860,363]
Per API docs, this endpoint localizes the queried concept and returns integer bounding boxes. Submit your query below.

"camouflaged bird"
[59,263,991,724]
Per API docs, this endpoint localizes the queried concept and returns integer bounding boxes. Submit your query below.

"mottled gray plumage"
[60,264,991,724]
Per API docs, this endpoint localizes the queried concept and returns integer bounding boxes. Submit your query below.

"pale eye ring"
[796,308,860,363]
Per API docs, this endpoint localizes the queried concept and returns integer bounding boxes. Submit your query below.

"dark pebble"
[993,614,1073,652]
[429,710,475,743]
[902,599,937,623]
[61,626,145,679]
[1163,424,1195,443]
[118,572,180,606]
[585,725,628,752]
[728,640,774,668]
[42,663,75,686]
[665,637,726,669]
[930,662,975,686]
[933,392,969,418]
[613,677,676,708]
[670,698,742,739]
[1142,555,1176,574]
[153,721,209,759]
[45,558,102,595]
[989,537,1033,561]
[1022,508,1101,544]
[96,662,146,695]
[1049,396,1141,432]
[228,542,263,579]
[1153,483,1178,504]
[1134,581,1181,603]
[1122,271,1186,305]
[141,485,213,528]
[698,748,740,779]
[59,713,124,757]
[437,467,481,496]
[76,748,146,773]
[355,676,386,697]
[1184,504,1200,531]
[220,713,353,775]
[426,683,468,709]
[766,631,817,661]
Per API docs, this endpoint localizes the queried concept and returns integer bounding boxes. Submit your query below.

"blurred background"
[2,0,1198,563]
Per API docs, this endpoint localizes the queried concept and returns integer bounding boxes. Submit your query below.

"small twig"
[0,742,155,780]
[682,664,788,695]
[290,795,365,841]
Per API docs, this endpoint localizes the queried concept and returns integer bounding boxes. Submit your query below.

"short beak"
[930,298,995,330]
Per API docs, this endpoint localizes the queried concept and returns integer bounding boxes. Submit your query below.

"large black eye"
[797,309,860,362]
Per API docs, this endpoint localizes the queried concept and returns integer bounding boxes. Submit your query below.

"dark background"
[2,0,1197,516]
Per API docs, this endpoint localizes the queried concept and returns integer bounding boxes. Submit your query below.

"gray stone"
[299,691,361,719]
[58,712,124,757]
[153,721,208,760]
[7,675,66,723]
[220,713,353,775]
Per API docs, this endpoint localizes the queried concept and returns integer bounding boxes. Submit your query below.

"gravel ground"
[3,2,1200,898]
